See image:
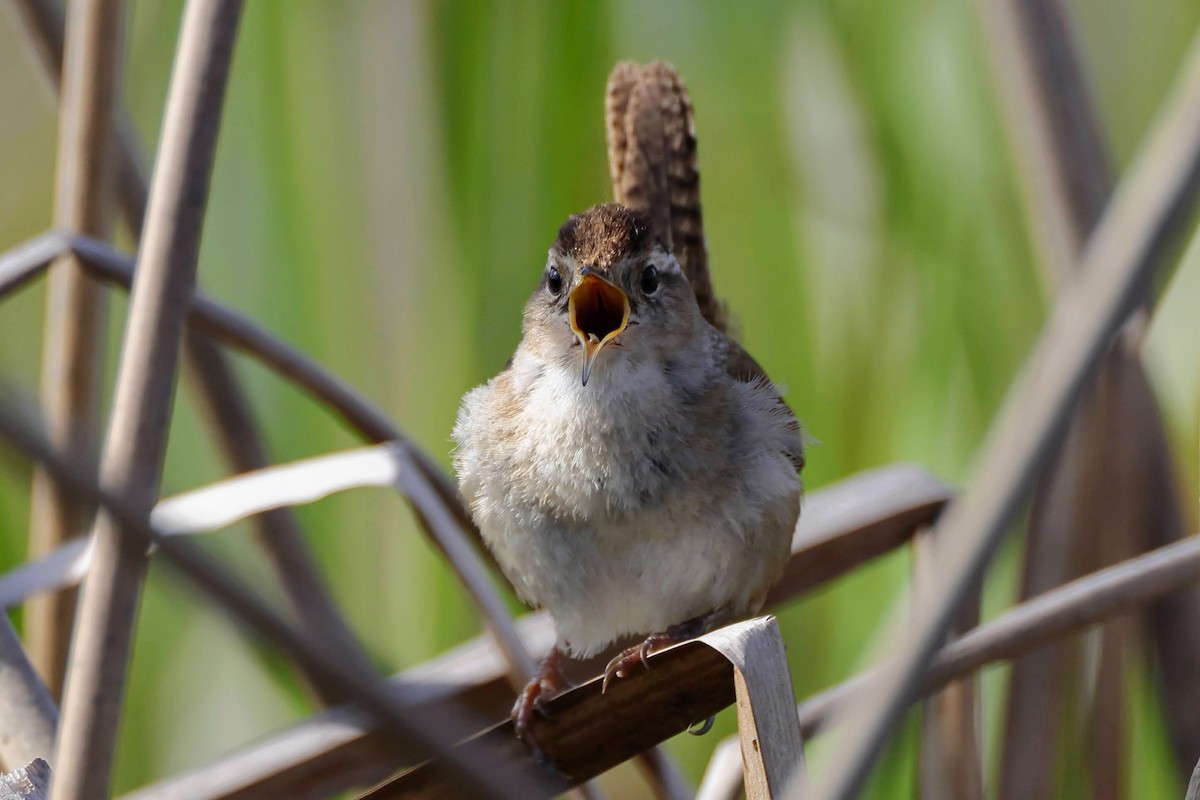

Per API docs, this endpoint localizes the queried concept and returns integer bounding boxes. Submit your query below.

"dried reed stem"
[63,233,490,559]
[980,6,1115,792]
[25,0,123,700]
[0,232,69,299]
[0,230,505,594]
[979,0,1200,790]
[1187,757,1200,800]
[802,534,1200,736]
[914,527,983,800]
[810,32,1200,800]
[51,1,243,795]
[696,532,1200,800]
[375,521,1200,800]
[977,0,1110,293]
[186,337,379,697]
[117,464,946,800]
[0,399,539,800]
[5,0,150,243]
[6,0,375,706]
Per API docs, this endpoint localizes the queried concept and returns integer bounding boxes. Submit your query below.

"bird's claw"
[602,632,676,693]
[513,648,572,764]
[601,645,646,693]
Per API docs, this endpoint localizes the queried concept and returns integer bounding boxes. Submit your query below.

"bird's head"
[522,203,700,385]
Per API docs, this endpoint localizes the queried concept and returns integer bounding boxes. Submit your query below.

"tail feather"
[604,61,726,332]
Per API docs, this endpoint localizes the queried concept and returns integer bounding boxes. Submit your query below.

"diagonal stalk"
[809,31,1200,800]
[978,0,1200,790]
[51,2,244,796]
[7,0,376,706]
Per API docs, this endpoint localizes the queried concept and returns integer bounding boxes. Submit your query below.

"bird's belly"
[456,356,801,657]
[491,496,791,657]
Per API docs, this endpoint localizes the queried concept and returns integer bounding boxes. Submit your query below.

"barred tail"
[604,61,726,332]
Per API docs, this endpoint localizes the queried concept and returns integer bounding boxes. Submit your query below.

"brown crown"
[554,203,657,269]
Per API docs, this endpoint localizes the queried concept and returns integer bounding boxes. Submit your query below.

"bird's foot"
[513,647,572,763]
[601,614,716,693]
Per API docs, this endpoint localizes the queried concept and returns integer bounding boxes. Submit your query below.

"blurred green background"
[1,0,1198,797]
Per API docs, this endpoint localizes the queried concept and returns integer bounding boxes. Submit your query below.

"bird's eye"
[640,265,659,295]
[546,265,564,295]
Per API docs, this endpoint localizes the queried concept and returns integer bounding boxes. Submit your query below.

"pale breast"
[452,341,802,655]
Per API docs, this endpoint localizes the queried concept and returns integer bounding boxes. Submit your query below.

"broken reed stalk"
[0,616,56,771]
[24,0,123,700]
[50,1,244,796]
[0,399,541,800]
[8,0,376,704]
[702,532,1200,800]
[810,31,1200,800]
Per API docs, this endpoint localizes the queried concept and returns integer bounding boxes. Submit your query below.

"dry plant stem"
[810,34,1200,800]
[0,402,539,800]
[26,0,123,700]
[65,233,486,558]
[714,618,806,799]
[0,616,56,771]
[6,0,149,241]
[977,0,1110,293]
[365,629,753,800]
[633,748,693,800]
[0,231,499,578]
[981,14,1109,793]
[117,610,558,800]
[980,0,1199,790]
[118,465,949,800]
[51,1,244,797]
[7,0,375,706]
[812,534,1200,736]
[182,333,378,696]
[696,533,1200,800]
[0,233,68,300]
[694,738,743,800]
[372,526,1200,800]
[913,528,983,800]
[1139,355,1200,780]
[391,444,536,682]
[4,0,64,95]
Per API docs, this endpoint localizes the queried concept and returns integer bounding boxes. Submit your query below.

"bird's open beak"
[568,270,630,386]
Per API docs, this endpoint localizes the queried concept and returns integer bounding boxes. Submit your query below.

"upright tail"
[605,61,726,333]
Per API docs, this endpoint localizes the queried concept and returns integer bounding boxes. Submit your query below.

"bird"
[452,61,804,748]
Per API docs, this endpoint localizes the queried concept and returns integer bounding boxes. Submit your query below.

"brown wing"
[604,61,727,332]
[724,337,805,473]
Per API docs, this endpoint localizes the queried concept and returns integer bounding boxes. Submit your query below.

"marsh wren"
[452,62,804,744]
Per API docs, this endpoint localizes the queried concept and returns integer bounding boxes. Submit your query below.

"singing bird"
[452,62,804,743]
